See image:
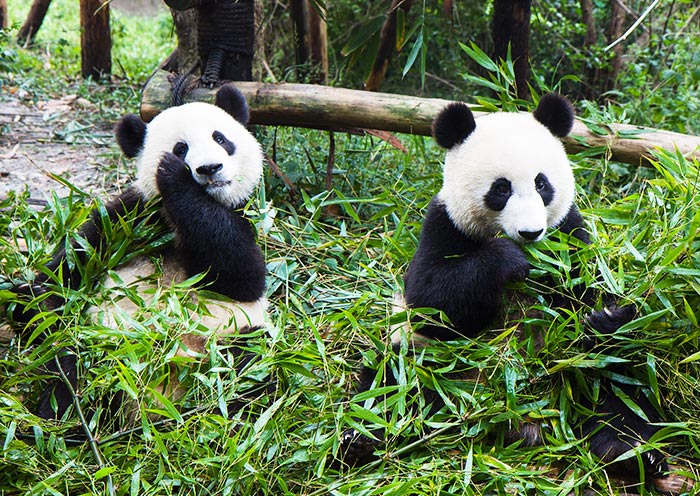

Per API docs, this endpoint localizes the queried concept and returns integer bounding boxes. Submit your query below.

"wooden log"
[80,0,111,80]
[141,70,700,165]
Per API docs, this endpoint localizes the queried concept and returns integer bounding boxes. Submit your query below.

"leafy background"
[1,1,700,494]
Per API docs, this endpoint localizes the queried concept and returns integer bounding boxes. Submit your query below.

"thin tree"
[364,0,414,92]
[491,0,531,100]
[599,1,626,94]
[80,0,111,80]
[290,0,328,84]
[17,0,52,45]
[0,0,7,30]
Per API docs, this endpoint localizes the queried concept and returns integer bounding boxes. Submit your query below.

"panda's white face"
[135,102,263,207]
[437,112,574,243]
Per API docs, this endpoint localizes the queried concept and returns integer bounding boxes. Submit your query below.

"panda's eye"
[173,142,189,158]
[495,183,511,195]
[535,173,554,206]
[212,131,236,155]
[484,178,512,211]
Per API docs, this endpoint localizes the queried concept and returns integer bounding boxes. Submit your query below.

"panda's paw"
[491,237,530,282]
[586,397,669,480]
[585,305,636,335]
[156,153,192,191]
[337,428,382,466]
[589,424,669,478]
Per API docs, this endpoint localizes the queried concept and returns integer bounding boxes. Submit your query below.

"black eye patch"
[484,178,512,211]
[173,141,188,158]
[535,173,554,206]
[213,131,236,155]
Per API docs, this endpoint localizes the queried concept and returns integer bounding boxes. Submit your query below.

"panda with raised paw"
[8,85,268,421]
[342,94,668,482]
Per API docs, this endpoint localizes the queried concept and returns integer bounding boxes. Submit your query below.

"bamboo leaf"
[341,16,386,56]
[402,31,423,78]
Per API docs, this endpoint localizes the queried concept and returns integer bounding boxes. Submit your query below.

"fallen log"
[141,70,700,166]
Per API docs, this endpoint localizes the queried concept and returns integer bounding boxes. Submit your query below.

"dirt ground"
[0,0,165,202]
[0,97,115,201]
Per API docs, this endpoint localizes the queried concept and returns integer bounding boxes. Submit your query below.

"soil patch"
[0,96,118,201]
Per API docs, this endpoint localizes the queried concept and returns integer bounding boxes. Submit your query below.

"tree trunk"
[580,0,596,46]
[602,0,626,93]
[80,0,111,80]
[167,7,199,73]
[140,71,700,166]
[364,0,414,92]
[17,0,52,45]
[290,0,309,81]
[290,0,328,84]
[307,1,328,84]
[491,0,531,100]
[0,0,7,30]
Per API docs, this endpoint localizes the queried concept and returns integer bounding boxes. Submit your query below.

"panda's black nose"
[196,163,223,176]
[518,229,543,241]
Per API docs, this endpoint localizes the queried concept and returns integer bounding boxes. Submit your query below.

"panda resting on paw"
[342,94,668,483]
[8,85,268,422]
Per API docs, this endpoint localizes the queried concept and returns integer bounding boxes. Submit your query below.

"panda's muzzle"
[196,163,223,176]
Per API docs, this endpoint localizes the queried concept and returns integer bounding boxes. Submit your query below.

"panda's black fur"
[341,94,668,482]
[8,86,267,421]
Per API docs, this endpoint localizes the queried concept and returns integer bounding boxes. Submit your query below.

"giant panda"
[341,94,668,483]
[8,85,268,422]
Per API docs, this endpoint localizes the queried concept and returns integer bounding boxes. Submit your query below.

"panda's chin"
[204,180,232,189]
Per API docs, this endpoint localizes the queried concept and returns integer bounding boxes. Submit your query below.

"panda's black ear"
[114,114,147,158]
[215,85,250,126]
[432,102,476,149]
[533,93,574,138]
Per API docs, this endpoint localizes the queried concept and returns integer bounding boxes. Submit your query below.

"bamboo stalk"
[141,70,700,165]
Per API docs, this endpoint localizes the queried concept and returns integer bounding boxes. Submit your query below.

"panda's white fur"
[92,257,269,357]
[91,258,268,412]
[438,112,574,243]
[135,101,263,208]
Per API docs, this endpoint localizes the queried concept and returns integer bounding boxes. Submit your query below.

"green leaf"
[611,383,650,422]
[94,466,117,479]
[459,41,498,72]
[254,393,297,434]
[146,387,184,423]
[341,16,386,56]
[402,31,424,78]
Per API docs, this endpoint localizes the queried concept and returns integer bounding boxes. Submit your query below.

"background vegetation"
[1,1,700,495]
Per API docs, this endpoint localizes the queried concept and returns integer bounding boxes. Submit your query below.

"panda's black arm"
[557,205,590,244]
[156,153,266,303]
[403,199,529,339]
[551,203,619,307]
